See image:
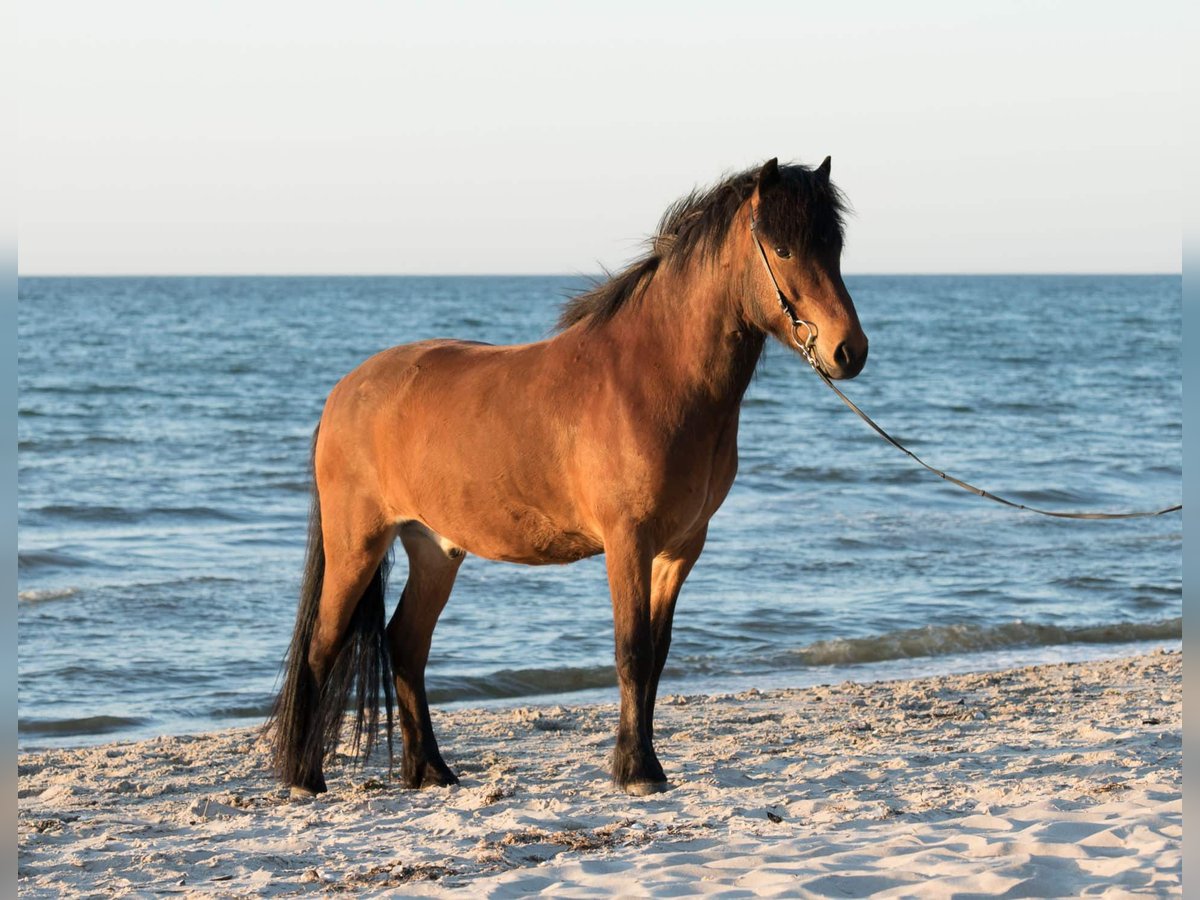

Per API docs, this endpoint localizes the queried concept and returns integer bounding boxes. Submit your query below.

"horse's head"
[744,157,867,380]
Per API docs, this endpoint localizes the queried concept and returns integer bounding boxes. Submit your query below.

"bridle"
[746,205,1181,521]
[749,210,820,366]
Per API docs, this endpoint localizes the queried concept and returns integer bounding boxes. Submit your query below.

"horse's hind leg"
[281,497,395,797]
[305,517,396,787]
[387,523,464,789]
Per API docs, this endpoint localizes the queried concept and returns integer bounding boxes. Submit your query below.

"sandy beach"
[18,650,1180,897]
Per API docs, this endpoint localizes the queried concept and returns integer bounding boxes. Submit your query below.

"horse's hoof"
[419,768,459,789]
[624,780,671,797]
[288,785,319,800]
[404,761,459,789]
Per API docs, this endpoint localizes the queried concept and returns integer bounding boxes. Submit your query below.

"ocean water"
[17,275,1181,748]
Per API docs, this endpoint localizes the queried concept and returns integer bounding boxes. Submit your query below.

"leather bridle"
[750,210,820,365]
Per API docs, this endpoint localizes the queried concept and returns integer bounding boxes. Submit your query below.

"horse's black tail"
[267,425,394,789]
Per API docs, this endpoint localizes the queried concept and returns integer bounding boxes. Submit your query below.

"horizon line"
[16,270,1184,279]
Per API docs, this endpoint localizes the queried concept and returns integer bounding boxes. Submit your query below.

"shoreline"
[17,632,1181,754]
[18,650,1181,897]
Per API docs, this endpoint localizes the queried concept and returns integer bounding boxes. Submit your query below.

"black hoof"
[404,759,459,789]
[622,779,672,797]
[612,744,667,792]
[288,771,327,798]
[288,776,327,799]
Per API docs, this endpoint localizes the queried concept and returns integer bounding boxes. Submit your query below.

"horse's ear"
[757,157,781,192]
[815,156,832,180]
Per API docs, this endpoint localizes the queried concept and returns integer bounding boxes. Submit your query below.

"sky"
[17,1,1183,275]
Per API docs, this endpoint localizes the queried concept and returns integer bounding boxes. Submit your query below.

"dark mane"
[558,160,847,331]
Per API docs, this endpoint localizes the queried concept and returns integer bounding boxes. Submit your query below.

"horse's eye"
[774,246,792,259]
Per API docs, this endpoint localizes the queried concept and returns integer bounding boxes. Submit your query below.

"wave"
[18,549,96,571]
[191,666,622,721]
[25,382,165,397]
[19,434,136,452]
[426,664,616,704]
[187,667,623,723]
[423,619,1182,703]
[779,617,1181,668]
[1003,487,1095,505]
[18,715,146,736]
[18,587,80,603]
[27,504,245,524]
[433,619,1182,704]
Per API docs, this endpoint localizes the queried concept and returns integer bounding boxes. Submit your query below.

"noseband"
[749,212,820,366]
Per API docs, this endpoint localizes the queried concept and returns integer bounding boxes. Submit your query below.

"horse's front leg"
[605,531,668,795]
[645,526,708,737]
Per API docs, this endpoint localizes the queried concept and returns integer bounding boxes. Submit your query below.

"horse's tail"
[267,424,394,788]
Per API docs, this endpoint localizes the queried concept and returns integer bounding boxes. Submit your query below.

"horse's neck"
[607,256,764,413]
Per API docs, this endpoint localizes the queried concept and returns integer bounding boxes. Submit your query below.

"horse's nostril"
[835,341,854,368]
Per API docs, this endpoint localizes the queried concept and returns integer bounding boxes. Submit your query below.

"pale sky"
[17,1,1182,275]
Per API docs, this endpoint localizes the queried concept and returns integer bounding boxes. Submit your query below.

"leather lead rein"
[749,219,1182,520]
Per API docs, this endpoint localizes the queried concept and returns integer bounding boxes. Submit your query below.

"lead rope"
[749,220,1182,520]
[797,344,1180,519]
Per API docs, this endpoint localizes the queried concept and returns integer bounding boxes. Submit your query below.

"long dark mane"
[558,160,848,330]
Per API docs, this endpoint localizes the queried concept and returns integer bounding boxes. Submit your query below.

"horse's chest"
[696,424,740,513]
[653,411,741,525]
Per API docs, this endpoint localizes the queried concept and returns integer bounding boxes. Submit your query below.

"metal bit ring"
[791,319,818,354]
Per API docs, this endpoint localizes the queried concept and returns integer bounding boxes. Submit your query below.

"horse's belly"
[420,500,603,566]
[487,529,604,565]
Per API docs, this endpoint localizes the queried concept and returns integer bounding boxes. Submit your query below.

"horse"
[267,156,869,797]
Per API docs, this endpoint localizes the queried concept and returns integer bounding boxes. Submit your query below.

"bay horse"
[268,157,868,797]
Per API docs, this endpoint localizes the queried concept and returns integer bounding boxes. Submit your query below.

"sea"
[17,275,1182,749]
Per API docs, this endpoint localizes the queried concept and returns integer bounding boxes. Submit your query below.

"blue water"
[17,275,1181,747]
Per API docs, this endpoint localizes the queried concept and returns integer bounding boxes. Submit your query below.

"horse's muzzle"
[825,337,868,380]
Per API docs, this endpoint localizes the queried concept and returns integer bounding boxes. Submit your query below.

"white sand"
[18,651,1181,897]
